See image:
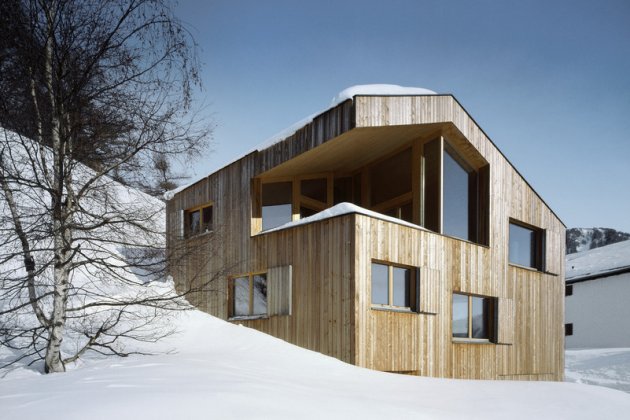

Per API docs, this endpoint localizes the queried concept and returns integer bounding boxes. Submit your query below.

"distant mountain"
[566,228,630,254]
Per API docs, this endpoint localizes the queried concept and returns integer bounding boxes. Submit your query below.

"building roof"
[566,240,630,283]
[164,85,436,200]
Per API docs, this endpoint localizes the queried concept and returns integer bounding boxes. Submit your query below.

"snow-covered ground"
[566,348,630,393]
[2,311,629,420]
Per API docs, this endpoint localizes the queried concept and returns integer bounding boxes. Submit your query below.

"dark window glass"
[262,182,292,230]
[371,263,389,305]
[392,267,411,307]
[471,296,491,339]
[202,206,213,232]
[565,285,573,297]
[301,178,327,203]
[565,323,573,336]
[509,222,543,269]
[452,294,469,338]
[299,206,318,219]
[370,148,412,206]
[333,177,353,205]
[443,149,470,240]
[252,274,267,315]
[233,277,249,317]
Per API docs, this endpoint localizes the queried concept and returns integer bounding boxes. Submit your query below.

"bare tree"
[0,0,212,373]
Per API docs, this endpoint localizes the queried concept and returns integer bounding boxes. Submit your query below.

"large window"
[185,203,213,237]
[262,182,292,230]
[371,262,417,311]
[452,293,495,341]
[423,137,489,245]
[443,148,474,241]
[509,220,545,270]
[230,273,268,318]
[370,149,413,223]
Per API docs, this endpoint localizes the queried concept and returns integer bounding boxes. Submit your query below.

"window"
[229,273,267,318]
[369,149,413,223]
[423,137,489,245]
[185,203,213,237]
[262,182,292,230]
[565,323,573,336]
[565,284,573,296]
[509,220,545,270]
[443,147,475,241]
[452,293,495,341]
[371,262,417,311]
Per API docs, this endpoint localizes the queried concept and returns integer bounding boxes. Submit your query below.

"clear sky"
[174,0,630,232]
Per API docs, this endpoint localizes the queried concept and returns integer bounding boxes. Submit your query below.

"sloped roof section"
[566,239,630,282]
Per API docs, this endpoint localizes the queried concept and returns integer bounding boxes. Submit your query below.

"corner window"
[423,137,489,245]
[185,203,213,237]
[452,293,495,341]
[509,220,545,270]
[262,182,292,230]
[229,273,267,318]
[371,262,417,311]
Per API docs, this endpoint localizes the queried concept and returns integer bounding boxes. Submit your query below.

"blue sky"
[175,0,630,232]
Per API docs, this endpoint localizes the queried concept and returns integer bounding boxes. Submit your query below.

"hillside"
[566,227,630,254]
[1,310,629,420]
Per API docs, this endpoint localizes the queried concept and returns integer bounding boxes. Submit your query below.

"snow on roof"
[164,84,436,200]
[259,202,427,234]
[566,239,630,281]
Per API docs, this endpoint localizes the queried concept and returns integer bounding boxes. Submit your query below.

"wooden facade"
[166,94,565,380]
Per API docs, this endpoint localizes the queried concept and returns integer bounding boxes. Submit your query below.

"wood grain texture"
[166,94,565,381]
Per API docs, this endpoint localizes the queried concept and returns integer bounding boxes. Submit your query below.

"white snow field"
[566,348,630,393]
[1,311,630,420]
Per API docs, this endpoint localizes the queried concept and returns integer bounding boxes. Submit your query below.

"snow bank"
[566,239,630,281]
[2,310,629,420]
[259,202,428,234]
[164,84,436,200]
[566,348,630,393]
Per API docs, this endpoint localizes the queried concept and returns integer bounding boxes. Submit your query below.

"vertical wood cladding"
[166,94,565,381]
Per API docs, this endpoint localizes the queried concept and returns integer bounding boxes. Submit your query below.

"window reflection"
[233,276,249,317]
[443,149,471,241]
[371,263,389,305]
[452,294,469,338]
[392,267,411,307]
[262,182,292,230]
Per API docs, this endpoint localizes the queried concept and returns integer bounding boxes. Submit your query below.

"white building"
[565,240,630,348]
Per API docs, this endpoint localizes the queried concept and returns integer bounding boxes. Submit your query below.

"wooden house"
[565,240,630,349]
[166,85,565,380]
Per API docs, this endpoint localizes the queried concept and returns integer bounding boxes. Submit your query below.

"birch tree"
[0,0,211,373]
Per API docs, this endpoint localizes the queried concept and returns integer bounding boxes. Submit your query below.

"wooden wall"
[166,94,565,381]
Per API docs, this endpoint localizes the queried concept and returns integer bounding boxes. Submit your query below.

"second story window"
[262,181,292,230]
[509,220,545,270]
[186,203,213,237]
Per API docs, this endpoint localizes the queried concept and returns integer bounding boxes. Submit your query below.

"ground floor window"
[452,292,495,341]
[230,273,268,318]
[371,261,417,311]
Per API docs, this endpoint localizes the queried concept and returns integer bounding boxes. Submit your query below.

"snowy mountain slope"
[1,310,629,420]
[0,128,173,367]
[566,227,630,254]
[566,239,630,281]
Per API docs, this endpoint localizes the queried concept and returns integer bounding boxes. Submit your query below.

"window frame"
[184,202,214,238]
[370,260,418,313]
[508,218,546,271]
[452,292,496,343]
[228,271,268,320]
